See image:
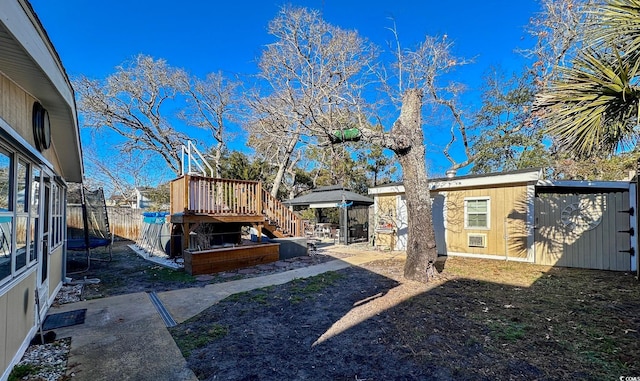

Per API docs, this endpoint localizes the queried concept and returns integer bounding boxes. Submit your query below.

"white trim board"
[536,179,631,190]
[0,266,37,299]
[430,170,542,191]
[369,169,542,195]
[368,184,405,195]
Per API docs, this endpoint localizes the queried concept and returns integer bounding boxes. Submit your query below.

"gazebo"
[284,185,374,244]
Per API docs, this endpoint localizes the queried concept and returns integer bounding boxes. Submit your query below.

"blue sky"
[31,0,542,180]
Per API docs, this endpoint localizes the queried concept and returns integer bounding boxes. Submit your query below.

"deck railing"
[171,175,262,215]
[262,189,302,236]
[170,175,302,236]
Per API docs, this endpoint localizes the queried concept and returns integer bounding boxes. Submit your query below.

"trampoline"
[66,186,112,272]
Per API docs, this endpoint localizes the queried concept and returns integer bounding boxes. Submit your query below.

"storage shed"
[369,168,638,272]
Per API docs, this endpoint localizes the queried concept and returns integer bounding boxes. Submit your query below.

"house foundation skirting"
[445,251,534,263]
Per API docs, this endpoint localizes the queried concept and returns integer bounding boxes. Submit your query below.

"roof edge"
[369,168,542,195]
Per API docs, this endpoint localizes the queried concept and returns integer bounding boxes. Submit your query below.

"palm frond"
[589,0,640,64]
[536,48,640,156]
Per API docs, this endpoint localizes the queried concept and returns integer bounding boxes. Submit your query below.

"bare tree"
[522,0,595,87]
[74,54,189,175]
[356,33,470,282]
[82,146,171,202]
[245,93,304,197]
[179,71,240,176]
[244,6,377,198]
[252,6,471,282]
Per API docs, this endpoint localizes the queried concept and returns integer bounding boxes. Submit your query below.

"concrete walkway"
[51,251,396,381]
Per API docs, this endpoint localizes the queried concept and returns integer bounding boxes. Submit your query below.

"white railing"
[181,140,214,177]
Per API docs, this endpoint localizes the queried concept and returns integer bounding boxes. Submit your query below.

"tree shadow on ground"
[171,258,640,381]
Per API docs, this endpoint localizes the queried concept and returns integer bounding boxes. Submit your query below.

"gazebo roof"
[284,185,374,208]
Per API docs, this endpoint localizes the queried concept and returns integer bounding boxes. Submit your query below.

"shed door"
[535,191,632,271]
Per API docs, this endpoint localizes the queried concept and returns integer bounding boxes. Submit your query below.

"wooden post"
[256,223,263,242]
[182,223,190,252]
[183,175,190,213]
[257,182,263,214]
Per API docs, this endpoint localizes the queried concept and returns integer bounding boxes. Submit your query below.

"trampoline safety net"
[66,187,112,250]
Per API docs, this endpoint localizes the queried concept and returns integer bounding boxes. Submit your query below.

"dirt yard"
[61,241,640,380]
[64,240,339,299]
[169,254,640,381]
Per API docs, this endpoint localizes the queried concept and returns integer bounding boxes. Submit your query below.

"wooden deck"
[169,175,303,256]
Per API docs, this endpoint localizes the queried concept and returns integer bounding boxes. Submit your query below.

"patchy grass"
[66,240,336,299]
[440,256,550,286]
[146,265,195,283]
[8,364,39,381]
[226,286,275,305]
[288,271,343,303]
[401,257,640,379]
[169,323,229,357]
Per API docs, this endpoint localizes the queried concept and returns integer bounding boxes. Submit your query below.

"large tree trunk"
[270,133,300,197]
[212,140,223,178]
[391,89,438,282]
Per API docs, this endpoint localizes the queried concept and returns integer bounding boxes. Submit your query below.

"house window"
[29,168,40,264]
[0,139,59,287]
[15,159,29,274]
[465,198,490,229]
[0,148,10,211]
[0,148,12,283]
[15,216,27,271]
[17,159,28,212]
[51,183,64,249]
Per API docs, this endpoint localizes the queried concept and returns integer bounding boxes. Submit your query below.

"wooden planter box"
[183,243,280,275]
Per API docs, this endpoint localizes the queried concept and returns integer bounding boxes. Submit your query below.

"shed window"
[465,198,490,229]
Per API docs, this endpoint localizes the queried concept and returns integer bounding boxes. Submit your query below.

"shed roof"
[284,186,374,208]
[369,168,543,195]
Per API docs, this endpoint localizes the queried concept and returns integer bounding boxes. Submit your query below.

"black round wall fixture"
[32,102,51,151]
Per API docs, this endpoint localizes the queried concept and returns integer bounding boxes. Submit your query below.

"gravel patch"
[52,284,83,306]
[10,338,70,381]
